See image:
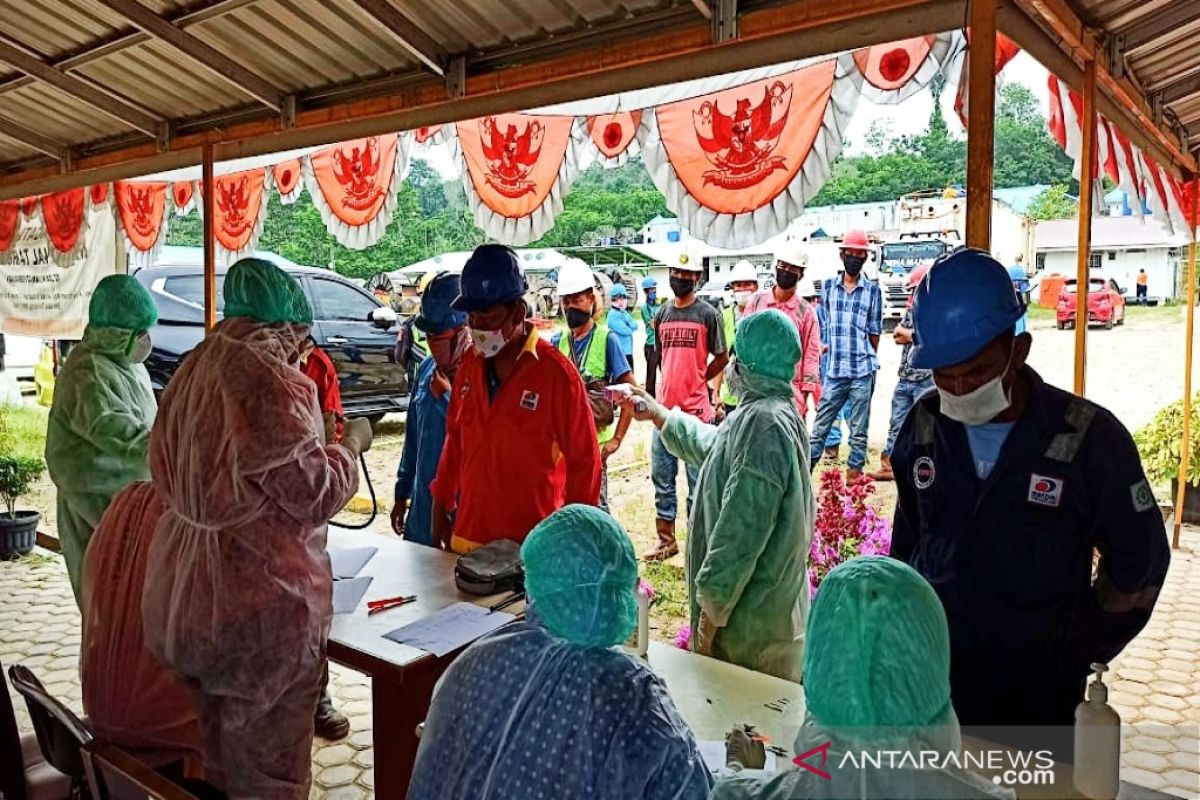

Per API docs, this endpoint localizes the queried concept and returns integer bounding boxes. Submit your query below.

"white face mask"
[128,332,152,364]
[936,359,1012,425]
[469,326,512,359]
[734,291,752,308]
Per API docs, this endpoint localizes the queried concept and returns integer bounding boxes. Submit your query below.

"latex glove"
[391,498,408,536]
[341,417,373,457]
[696,611,719,656]
[620,387,668,427]
[725,726,766,771]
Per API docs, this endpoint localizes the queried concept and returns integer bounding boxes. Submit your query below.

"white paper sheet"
[383,602,515,657]
[332,576,373,614]
[328,546,377,579]
[698,741,778,773]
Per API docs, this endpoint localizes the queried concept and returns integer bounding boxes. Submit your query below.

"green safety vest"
[720,305,739,407]
[559,323,615,444]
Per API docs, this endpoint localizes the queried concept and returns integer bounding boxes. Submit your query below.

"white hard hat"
[776,245,809,269]
[726,259,760,287]
[804,278,822,299]
[673,250,704,273]
[556,259,595,298]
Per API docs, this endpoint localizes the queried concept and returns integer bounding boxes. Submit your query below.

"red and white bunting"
[854,32,962,105]
[114,181,169,268]
[303,134,410,249]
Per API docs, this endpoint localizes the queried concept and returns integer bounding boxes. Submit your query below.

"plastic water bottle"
[1074,663,1120,800]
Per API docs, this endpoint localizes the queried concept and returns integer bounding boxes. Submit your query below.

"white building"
[1035,216,1186,300]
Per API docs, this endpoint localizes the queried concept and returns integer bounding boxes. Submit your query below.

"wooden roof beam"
[95,0,284,111]
[0,115,64,159]
[347,0,448,76]
[0,37,160,136]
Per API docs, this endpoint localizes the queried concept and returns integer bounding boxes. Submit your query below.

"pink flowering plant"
[809,469,892,596]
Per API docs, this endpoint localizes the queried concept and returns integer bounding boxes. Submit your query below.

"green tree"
[1026,184,1078,220]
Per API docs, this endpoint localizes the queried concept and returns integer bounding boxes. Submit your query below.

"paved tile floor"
[2,530,1197,799]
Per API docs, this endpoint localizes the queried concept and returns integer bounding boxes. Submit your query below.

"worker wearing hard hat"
[807,229,882,482]
[712,259,760,419]
[607,283,639,373]
[552,259,636,512]
[640,276,665,395]
[891,248,1170,747]
[743,246,821,419]
[645,251,728,561]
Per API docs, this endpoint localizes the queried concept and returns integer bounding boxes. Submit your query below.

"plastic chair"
[7,665,93,799]
[82,741,201,800]
[2,656,72,800]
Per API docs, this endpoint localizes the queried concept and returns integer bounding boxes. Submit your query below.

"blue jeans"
[810,374,875,470]
[884,377,934,455]
[651,427,699,522]
[824,402,850,448]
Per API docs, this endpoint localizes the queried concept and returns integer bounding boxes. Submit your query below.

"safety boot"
[845,468,864,484]
[314,691,350,741]
[867,454,894,482]
[643,518,679,561]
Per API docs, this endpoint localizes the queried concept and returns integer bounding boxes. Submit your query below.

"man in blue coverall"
[891,249,1169,749]
[393,273,469,546]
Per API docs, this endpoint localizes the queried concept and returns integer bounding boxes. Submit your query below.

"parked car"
[0,333,43,384]
[1057,276,1126,330]
[133,247,418,422]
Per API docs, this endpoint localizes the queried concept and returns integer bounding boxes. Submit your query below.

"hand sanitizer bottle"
[1074,662,1120,800]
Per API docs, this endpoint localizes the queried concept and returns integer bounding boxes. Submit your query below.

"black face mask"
[775,269,800,290]
[669,276,696,298]
[842,254,866,275]
[565,306,593,330]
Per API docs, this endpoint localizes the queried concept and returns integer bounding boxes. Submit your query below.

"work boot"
[822,445,839,463]
[643,518,679,561]
[314,691,350,741]
[846,468,863,484]
[867,453,894,482]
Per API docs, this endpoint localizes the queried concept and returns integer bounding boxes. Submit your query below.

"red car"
[1057,277,1126,330]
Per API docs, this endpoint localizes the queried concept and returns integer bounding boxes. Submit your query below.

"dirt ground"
[13,304,1193,642]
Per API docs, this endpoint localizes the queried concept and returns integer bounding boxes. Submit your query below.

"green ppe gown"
[659,366,813,682]
[46,325,156,604]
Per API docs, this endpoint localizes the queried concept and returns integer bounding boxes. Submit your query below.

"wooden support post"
[202,143,216,333]
[1174,180,1199,549]
[1073,56,1097,397]
[966,0,996,250]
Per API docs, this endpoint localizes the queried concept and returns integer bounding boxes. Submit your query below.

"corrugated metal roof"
[1036,215,1185,250]
[1073,0,1200,155]
[0,0,689,173]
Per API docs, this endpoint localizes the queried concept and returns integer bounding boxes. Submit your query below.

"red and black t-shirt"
[655,300,726,423]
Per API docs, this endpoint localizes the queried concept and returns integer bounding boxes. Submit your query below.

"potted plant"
[0,453,44,558]
[1133,395,1200,523]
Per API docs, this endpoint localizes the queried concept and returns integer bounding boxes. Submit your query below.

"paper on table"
[329,546,377,579]
[697,741,777,773]
[332,576,373,614]
[383,602,515,657]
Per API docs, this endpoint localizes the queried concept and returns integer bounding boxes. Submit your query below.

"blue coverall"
[891,368,1170,731]
[395,356,451,546]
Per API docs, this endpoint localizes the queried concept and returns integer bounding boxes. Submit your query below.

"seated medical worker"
[712,557,1014,800]
[408,504,712,800]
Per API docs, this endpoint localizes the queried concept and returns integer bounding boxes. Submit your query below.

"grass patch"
[0,404,48,459]
[641,558,688,627]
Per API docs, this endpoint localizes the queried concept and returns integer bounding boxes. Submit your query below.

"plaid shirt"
[823,274,882,379]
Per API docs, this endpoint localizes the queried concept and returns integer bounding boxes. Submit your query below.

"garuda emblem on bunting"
[114,181,168,263]
[213,169,266,255]
[304,133,406,249]
[456,114,581,245]
[693,80,792,190]
[42,189,87,256]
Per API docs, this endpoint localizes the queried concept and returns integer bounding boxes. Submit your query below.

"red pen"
[367,595,417,615]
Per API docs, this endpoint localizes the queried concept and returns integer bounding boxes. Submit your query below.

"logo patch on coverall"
[1027,474,1063,507]
[1130,479,1156,513]
[519,390,540,411]
[913,457,935,489]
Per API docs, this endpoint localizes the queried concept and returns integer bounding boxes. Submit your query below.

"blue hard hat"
[641,276,657,289]
[415,273,468,334]
[610,283,627,298]
[909,248,1024,370]
[451,244,528,312]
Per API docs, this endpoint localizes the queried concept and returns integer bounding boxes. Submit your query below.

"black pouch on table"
[454,539,524,595]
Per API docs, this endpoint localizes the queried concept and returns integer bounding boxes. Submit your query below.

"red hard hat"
[841,229,870,250]
[907,263,933,290]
